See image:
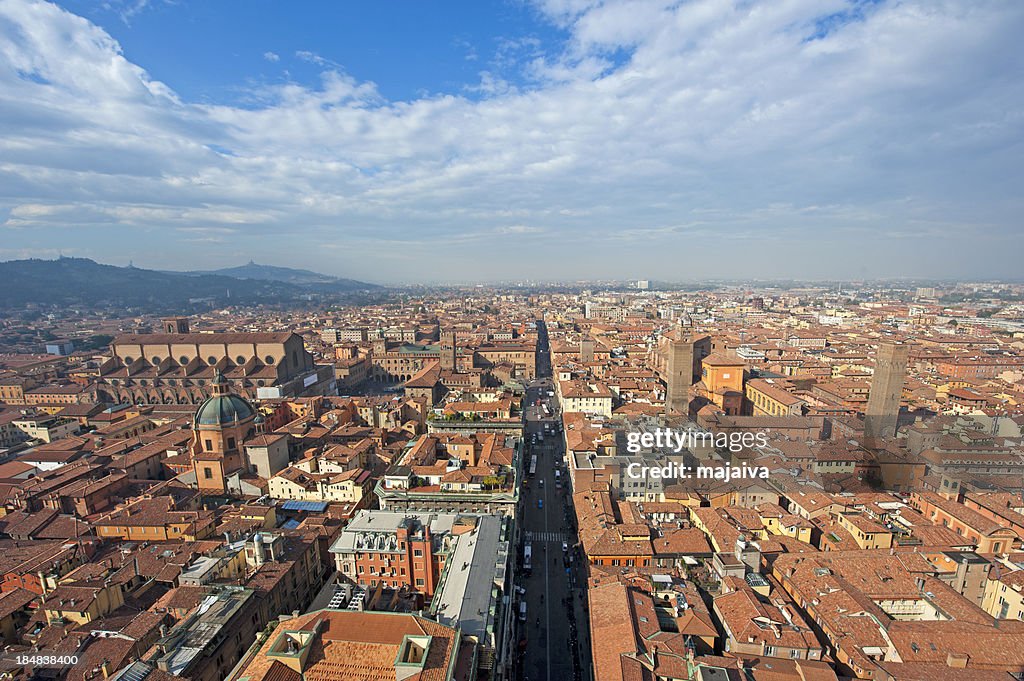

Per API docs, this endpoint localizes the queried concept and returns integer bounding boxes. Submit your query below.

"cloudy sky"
[1,0,1021,283]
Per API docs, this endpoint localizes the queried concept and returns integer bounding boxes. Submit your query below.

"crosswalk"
[524,530,569,543]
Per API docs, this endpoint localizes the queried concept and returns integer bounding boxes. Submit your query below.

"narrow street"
[516,320,592,681]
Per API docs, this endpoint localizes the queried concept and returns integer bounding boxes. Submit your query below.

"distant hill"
[0,258,379,310]
[185,261,371,288]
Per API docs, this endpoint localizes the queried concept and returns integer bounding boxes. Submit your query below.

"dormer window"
[395,635,432,680]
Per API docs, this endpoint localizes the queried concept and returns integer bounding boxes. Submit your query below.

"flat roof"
[432,514,505,642]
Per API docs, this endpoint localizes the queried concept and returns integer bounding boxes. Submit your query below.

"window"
[203,468,213,479]
[236,355,246,365]
[266,355,275,365]
[205,439,213,451]
[413,549,423,557]
[415,578,425,586]
[180,355,189,364]
[791,649,802,659]
[227,437,236,450]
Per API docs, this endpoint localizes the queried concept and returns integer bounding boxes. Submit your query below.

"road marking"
[543,460,551,681]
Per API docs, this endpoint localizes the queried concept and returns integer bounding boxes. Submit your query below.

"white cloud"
[496,224,545,234]
[0,0,1022,281]
[263,51,279,63]
[295,50,339,69]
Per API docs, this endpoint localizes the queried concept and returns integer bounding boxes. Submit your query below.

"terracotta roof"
[113,332,295,345]
[236,609,460,681]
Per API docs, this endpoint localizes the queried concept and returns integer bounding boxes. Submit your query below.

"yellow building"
[836,512,893,550]
[240,504,278,529]
[759,510,814,544]
[983,569,1024,620]
[322,469,371,503]
[745,378,805,417]
[42,582,124,625]
[94,497,216,541]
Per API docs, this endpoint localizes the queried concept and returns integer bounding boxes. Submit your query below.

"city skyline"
[3,266,1024,681]
[5,3,1024,679]
[2,0,1023,282]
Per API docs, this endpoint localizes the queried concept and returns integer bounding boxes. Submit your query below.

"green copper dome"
[194,393,255,427]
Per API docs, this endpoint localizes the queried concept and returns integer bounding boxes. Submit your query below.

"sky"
[0,0,1022,284]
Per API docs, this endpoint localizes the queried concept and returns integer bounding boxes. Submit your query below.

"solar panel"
[115,661,153,681]
[280,500,328,512]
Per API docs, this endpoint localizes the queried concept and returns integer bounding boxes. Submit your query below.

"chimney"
[253,534,265,566]
[946,652,969,669]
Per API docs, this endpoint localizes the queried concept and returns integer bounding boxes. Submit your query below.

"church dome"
[195,394,255,427]
[194,370,255,427]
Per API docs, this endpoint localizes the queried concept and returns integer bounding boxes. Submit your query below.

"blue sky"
[59,1,567,104]
[1,0,1022,283]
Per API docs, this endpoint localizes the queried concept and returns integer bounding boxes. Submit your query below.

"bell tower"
[162,316,190,334]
